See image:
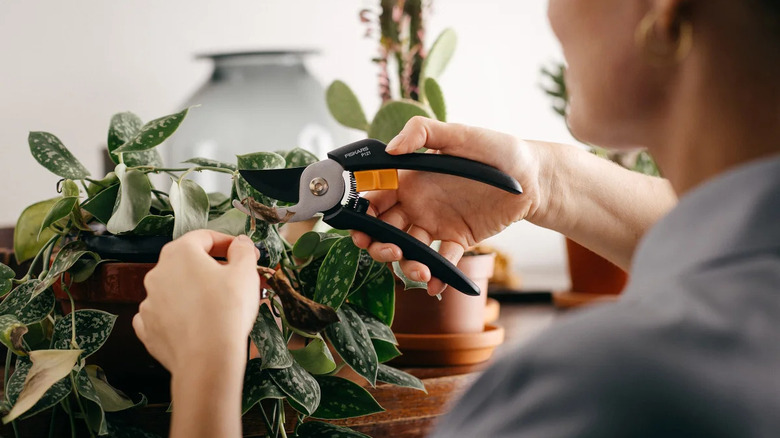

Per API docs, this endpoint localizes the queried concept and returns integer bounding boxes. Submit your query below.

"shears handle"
[327,139,523,195]
[323,207,480,296]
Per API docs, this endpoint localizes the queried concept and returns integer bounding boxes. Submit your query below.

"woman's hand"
[133,230,261,375]
[351,117,547,295]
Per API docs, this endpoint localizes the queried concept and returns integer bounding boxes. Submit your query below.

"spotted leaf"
[311,376,384,420]
[350,304,396,344]
[108,112,164,167]
[0,280,55,325]
[38,196,78,239]
[377,364,426,393]
[0,263,13,296]
[0,314,28,356]
[52,309,117,358]
[242,359,285,414]
[250,303,293,370]
[34,241,99,297]
[28,132,90,179]
[183,157,237,171]
[296,421,370,437]
[75,367,108,435]
[324,305,378,386]
[349,265,395,326]
[290,337,336,375]
[313,237,361,310]
[283,147,319,168]
[268,360,320,416]
[113,108,189,153]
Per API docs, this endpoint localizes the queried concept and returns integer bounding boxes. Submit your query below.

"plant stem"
[137,166,236,176]
[69,375,96,438]
[277,399,288,438]
[60,280,78,347]
[22,234,60,281]
[48,405,57,438]
[4,344,13,395]
[12,420,20,438]
[257,402,274,437]
[62,398,76,438]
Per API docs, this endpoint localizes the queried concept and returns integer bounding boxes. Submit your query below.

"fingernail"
[386,134,404,152]
[410,269,424,282]
[238,235,252,244]
[381,248,396,260]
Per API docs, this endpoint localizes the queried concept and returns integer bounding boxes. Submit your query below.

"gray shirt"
[432,156,780,438]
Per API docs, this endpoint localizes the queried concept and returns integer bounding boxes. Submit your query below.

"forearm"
[169,349,246,438]
[530,142,677,270]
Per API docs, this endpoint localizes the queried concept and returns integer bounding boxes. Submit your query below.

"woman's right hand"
[351,116,550,295]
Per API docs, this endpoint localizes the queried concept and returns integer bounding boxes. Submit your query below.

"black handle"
[323,207,480,296]
[328,139,522,194]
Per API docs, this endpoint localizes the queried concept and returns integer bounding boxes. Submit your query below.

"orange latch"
[354,169,399,191]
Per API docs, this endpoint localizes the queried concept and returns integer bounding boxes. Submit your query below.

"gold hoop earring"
[635,11,693,64]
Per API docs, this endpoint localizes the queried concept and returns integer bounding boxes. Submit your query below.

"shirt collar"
[629,155,780,292]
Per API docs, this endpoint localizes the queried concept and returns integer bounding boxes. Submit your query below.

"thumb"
[385,116,469,156]
[227,235,261,268]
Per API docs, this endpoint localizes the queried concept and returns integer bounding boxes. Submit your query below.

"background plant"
[541,62,661,176]
[1,107,424,437]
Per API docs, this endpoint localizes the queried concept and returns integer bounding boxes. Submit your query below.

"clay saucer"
[392,324,505,366]
[552,291,619,309]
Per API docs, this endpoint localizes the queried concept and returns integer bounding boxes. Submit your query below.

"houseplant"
[1,107,426,437]
[325,0,503,366]
[541,63,660,306]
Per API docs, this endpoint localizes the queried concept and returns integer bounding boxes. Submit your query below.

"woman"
[133,0,780,436]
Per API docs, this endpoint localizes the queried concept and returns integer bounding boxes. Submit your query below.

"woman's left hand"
[132,230,261,376]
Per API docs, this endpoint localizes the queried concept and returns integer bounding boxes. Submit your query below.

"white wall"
[0,0,574,290]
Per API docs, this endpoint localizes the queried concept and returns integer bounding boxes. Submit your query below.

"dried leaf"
[266,271,339,336]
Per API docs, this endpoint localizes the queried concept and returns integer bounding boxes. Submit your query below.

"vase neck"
[208,52,310,81]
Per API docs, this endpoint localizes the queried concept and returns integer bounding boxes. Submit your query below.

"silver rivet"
[309,177,329,196]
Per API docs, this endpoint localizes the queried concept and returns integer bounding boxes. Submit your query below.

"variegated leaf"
[108,112,164,167]
[313,237,361,310]
[2,349,82,423]
[290,337,336,375]
[38,196,78,238]
[324,305,378,386]
[0,280,55,325]
[236,152,286,171]
[85,365,145,412]
[184,157,237,171]
[242,359,285,415]
[14,198,59,264]
[206,208,247,237]
[373,339,401,363]
[170,178,209,239]
[377,364,426,393]
[52,310,117,358]
[0,314,28,355]
[260,229,284,268]
[311,376,384,420]
[0,263,13,296]
[250,304,293,370]
[132,215,174,236]
[296,421,370,437]
[75,367,108,435]
[349,265,395,326]
[113,108,189,153]
[283,147,319,168]
[292,232,341,259]
[350,304,396,344]
[34,241,99,297]
[106,164,152,234]
[268,360,321,416]
[28,131,90,179]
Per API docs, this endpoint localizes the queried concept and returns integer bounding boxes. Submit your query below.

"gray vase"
[164,50,348,193]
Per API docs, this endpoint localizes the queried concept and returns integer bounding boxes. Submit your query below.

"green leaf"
[241,359,286,414]
[313,237,361,310]
[106,164,152,234]
[236,152,286,171]
[420,28,457,86]
[290,338,336,375]
[0,314,28,355]
[284,147,319,168]
[170,178,210,239]
[28,132,91,179]
[349,250,379,294]
[377,364,426,392]
[85,365,145,412]
[82,183,119,225]
[311,376,384,420]
[260,229,285,268]
[296,421,370,437]
[349,265,396,326]
[350,304,396,344]
[52,309,117,358]
[206,208,247,236]
[324,305,378,386]
[292,232,341,259]
[0,280,55,325]
[368,100,432,144]
[268,360,321,416]
[0,263,14,296]
[75,367,108,435]
[14,198,59,264]
[34,241,99,297]
[392,260,427,291]
[113,108,190,153]
[132,215,174,236]
[326,80,370,131]
[183,157,237,171]
[3,350,81,423]
[373,339,402,363]
[85,172,118,198]
[108,112,164,167]
[424,77,447,122]
[38,196,78,238]
[250,303,293,370]
[68,258,103,283]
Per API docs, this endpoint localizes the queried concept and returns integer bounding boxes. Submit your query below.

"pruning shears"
[236,139,522,296]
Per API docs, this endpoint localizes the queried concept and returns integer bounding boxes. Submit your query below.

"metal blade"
[239,167,306,203]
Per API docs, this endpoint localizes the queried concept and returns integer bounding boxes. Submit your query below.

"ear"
[651,0,692,40]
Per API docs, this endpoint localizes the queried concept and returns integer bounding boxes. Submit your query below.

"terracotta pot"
[392,253,495,335]
[565,238,627,295]
[392,324,505,366]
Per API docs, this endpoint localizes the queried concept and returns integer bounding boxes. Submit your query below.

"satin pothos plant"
[0,108,424,437]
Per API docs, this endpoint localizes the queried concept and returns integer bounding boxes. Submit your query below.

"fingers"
[227,235,261,268]
[132,313,146,343]
[428,241,465,296]
[386,116,470,155]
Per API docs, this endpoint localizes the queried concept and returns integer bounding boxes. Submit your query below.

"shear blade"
[239,167,306,203]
